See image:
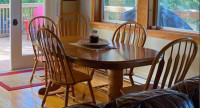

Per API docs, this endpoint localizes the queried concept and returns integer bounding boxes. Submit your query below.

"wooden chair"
[57,12,87,37]
[37,28,96,107]
[121,38,198,94]
[29,16,58,86]
[58,12,89,75]
[91,21,147,86]
[113,21,147,85]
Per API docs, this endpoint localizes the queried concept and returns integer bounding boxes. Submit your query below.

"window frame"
[90,0,199,44]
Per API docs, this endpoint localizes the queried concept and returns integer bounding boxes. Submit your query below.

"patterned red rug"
[0,68,45,91]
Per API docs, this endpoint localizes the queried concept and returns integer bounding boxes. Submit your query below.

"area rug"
[0,68,45,91]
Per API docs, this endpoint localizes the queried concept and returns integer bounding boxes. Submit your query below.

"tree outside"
[0,0,44,36]
[160,0,199,11]
[0,0,44,4]
[103,0,199,32]
[159,0,199,31]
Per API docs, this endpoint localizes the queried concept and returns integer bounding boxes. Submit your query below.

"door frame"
[10,0,46,70]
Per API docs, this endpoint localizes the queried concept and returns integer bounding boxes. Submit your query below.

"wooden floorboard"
[0,57,150,108]
[0,35,33,73]
[0,66,136,108]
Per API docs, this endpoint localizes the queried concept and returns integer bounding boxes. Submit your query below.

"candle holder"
[90,35,99,43]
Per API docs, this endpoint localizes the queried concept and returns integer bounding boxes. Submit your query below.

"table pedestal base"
[38,84,61,95]
[108,69,123,100]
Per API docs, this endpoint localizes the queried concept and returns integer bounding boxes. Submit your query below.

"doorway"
[0,0,45,73]
[11,0,45,70]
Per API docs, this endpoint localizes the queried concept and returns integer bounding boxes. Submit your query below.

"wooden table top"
[61,36,158,69]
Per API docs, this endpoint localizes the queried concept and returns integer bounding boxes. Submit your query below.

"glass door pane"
[22,0,44,55]
[0,1,10,72]
[10,0,44,70]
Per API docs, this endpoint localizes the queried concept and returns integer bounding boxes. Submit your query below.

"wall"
[79,0,199,79]
[46,0,79,22]
[79,0,92,35]
[62,1,79,13]
[45,0,60,22]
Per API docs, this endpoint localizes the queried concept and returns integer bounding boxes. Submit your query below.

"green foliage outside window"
[159,0,199,31]
[159,0,199,11]
[104,0,136,7]
[0,0,44,4]
[0,0,9,4]
[104,0,199,11]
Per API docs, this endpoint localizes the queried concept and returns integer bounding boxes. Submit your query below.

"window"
[91,0,199,43]
[157,0,199,32]
[102,0,137,22]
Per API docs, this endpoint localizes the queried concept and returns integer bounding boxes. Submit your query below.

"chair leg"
[44,63,48,87]
[90,69,95,77]
[87,81,96,104]
[71,85,75,102]
[82,69,95,100]
[41,81,52,107]
[82,94,86,100]
[129,75,135,86]
[129,68,135,86]
[65,85,70,107]
[85,67,89,75]
[30,60,38,83]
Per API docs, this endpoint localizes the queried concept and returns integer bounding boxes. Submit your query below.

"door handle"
[13,19,18,26]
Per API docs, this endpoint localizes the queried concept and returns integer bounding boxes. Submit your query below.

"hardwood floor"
[0,85,64,108]
[0,35,33,73]
[0,63,151,108]
[0,68,133,108]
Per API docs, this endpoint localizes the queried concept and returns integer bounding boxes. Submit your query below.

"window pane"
[157,0,199,32]
[103,0,137,22]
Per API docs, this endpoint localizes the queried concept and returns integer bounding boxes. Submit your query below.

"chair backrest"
[144,38,198,90]
[112,21,147,47]
[29,16,57,59]
[37,28,75,84]
[57,12,87,37]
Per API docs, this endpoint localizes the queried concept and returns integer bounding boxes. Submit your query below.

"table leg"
[108,69,123,100]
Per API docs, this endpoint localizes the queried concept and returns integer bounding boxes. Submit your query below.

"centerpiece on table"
[78,30,109,48]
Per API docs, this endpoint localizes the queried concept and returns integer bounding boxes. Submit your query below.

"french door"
[10,0,45,70]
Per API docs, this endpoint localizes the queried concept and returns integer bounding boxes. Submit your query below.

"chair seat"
[121,84,158,94]
[52,69,93,85]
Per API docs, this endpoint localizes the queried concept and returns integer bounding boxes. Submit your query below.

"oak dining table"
[60,36,157,100]
[38,36,157,100]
